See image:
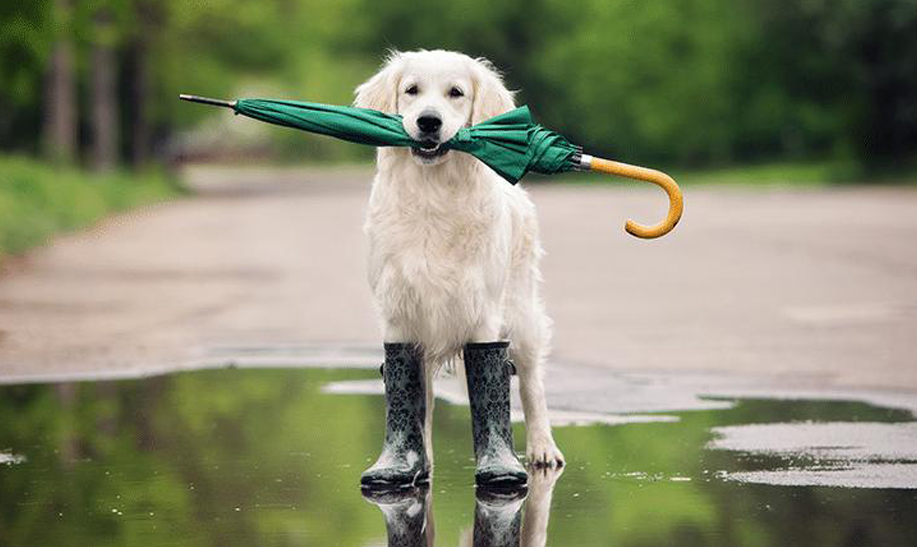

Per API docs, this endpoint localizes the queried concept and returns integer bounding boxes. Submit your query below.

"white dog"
[355,50,563,468]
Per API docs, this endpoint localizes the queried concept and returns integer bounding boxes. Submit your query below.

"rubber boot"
[362,485,432,547]
[464,341,528,487]
[361,343,429,488]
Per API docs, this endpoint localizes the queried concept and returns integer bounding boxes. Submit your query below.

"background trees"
[0,0,914,171]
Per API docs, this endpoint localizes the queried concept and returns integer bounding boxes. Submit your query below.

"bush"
[0,156,180,258]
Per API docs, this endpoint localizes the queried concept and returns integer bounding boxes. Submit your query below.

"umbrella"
[180,95,682,239]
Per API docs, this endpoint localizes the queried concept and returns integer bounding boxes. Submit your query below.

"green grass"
[672,160,854,186]
[558,159,917,187]
[0,155,181,259]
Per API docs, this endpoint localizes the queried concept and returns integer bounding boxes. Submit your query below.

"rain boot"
[464,341,528,487]
[361,343,429,488]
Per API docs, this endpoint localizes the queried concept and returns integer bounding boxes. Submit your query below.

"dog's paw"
[526,435,565,468]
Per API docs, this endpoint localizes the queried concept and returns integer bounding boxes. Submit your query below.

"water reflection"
[362,486,433,547]
[470,488,525,547]
[363,466,561,547]
[1,368,916,547]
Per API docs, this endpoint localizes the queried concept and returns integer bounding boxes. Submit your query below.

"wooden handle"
[589,157,683,239]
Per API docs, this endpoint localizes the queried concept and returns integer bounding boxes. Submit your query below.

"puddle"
[1,368,916,546]
[709,421,917,488]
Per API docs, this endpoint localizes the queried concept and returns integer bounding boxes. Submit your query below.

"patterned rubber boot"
[361,343,429,488]
[473,486,527,547]
[361,485,431,547]
[464,341,528,487]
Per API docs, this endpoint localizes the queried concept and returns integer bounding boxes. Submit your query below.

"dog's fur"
[355,50,563,467]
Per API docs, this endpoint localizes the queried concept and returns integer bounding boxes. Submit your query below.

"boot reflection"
[363,465,562,547]
[362,485,434,547]
[469,465,562,547]
[472,486,527,547]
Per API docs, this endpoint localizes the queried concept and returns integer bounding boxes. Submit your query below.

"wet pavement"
[2,366,916,546]
[2,168,916,393]
[2,169,916,545]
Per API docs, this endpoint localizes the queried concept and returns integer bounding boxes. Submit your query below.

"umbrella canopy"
[233,98,416,149]
[180,95,681,239]
[446,106,580,182]
[231,98,579,184]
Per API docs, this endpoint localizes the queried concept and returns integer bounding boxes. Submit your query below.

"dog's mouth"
[412,141,448,161]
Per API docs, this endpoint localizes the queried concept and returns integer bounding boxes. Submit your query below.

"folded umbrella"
[180,95,682,239]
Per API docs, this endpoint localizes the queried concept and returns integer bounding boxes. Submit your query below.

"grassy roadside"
[0,155,182,260]
[673,160,851,186]
[558,159,917,187]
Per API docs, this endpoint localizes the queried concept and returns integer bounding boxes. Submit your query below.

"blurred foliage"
[0,368,916,547]
[0,0,915,168]
[562,159,869,187]
[0,155,178,258]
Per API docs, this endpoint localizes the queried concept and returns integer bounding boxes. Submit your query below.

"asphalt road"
[1,165,916,393]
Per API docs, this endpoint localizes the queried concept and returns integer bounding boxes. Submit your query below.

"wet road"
[1,166,916,394]
[1,368,916,547]
[2,173,917,545]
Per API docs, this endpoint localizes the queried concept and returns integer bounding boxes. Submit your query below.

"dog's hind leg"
[423,360,435,468]
[511,313,564,468]
[463,340,529,486]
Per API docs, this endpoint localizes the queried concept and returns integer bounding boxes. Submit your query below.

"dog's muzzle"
[412,111,449,162]
[412,140,448,160]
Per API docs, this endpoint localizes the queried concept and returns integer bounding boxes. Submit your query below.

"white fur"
[356,50,563,467]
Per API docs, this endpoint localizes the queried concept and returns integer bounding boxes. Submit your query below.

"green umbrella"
[180,95,682,239]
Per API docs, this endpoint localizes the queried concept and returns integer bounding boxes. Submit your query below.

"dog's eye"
[448,87,464,98]
[405,85,419,96]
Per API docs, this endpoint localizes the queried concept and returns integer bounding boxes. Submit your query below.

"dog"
[355,50,564,468]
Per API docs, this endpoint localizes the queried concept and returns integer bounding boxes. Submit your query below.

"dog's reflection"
[362,467,562,547]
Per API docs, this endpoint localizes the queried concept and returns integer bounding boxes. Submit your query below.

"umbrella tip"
[179,94,236,108]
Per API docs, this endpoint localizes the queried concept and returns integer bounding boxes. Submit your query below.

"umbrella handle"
[584,156,683,239]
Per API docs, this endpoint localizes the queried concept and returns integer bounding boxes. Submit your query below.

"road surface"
[1,165,915,394]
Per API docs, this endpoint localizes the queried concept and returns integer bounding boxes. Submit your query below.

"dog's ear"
[471,57,516,124]
[354,52,403,114]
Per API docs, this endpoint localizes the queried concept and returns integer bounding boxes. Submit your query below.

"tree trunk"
[129,38,150,167]
[90,11,119,171]
[129,0,163,168]
[43,0,77,163]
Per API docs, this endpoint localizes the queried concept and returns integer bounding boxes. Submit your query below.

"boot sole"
[475,472,528,489]
[361,483,429,505]
[360,470,430,490]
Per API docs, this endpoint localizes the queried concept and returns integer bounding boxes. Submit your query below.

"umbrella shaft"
[576,154,594,171]
[179,94,237,109]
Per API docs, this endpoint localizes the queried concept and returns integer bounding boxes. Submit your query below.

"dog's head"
[354,50,515,166]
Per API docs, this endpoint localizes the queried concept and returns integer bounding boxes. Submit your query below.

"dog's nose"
[417,114,442,134]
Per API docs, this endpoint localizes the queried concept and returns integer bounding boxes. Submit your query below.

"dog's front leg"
[379,319,436,469]
[360,341,430,488]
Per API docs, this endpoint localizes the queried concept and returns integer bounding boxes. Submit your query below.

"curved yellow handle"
[590,157,683,239]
